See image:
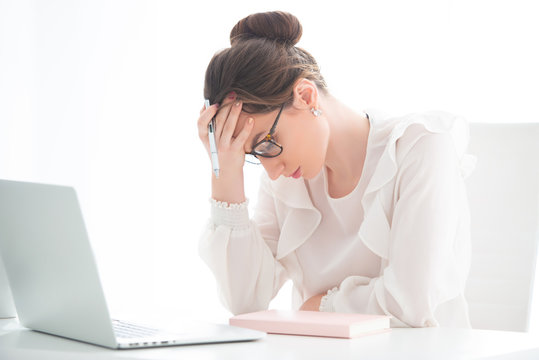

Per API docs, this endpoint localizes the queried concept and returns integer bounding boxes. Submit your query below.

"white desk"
[2,319,539,360]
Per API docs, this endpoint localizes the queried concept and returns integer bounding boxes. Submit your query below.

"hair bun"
[230,11,302,47]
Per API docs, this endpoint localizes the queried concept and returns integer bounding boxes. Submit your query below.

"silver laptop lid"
[0,179,117,348]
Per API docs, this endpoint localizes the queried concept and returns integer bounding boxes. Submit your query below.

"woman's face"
[234,105,330,180]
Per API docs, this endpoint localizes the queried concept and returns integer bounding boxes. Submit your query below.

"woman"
[197,11,476,328]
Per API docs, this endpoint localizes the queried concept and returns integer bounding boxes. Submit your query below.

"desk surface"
[2,319,539,360]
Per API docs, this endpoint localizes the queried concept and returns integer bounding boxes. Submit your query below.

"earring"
[311,108,322,117]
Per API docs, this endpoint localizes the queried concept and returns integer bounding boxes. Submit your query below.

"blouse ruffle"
[266,109,477,263]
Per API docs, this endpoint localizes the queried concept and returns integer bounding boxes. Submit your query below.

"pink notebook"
[230,310,391,339]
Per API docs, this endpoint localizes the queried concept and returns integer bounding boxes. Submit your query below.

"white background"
[1,0,538,329]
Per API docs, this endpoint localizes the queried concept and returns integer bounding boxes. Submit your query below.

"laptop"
[0,179,265,349]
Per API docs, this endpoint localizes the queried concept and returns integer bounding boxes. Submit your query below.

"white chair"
[465,122,539,332]
[0,255,16,318]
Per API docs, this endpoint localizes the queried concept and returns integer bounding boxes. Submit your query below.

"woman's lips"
[291,167,302,179]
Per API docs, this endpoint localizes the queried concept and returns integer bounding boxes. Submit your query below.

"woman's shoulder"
[367,108,471,157]
[365,108,477,181]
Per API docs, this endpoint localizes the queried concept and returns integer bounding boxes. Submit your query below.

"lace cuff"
[210,198,250,229]
[319,286,339,312]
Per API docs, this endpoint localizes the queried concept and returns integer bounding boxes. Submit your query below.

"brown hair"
[203,11,328,114]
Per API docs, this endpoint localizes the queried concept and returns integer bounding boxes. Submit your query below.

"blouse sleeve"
[320,131,472,327]
[198,175,289,315]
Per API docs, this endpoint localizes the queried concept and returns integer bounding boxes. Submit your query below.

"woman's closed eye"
[272,132,280,142]
[252,133,267,147]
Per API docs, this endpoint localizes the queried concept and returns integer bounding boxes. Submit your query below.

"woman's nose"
[261,158,285,180]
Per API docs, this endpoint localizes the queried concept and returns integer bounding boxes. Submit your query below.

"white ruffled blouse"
[199,109,477,328]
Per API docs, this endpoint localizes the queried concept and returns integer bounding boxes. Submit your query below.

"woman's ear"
[292,78,318,110]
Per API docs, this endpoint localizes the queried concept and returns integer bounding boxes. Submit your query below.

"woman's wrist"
[211,169,246,204]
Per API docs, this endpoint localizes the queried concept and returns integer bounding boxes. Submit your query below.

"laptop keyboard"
[112,320,161,339]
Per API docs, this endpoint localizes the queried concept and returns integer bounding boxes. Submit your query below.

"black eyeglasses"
[245,104,285,165]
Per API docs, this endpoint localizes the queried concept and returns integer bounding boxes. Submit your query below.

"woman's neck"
[319,94,370,184]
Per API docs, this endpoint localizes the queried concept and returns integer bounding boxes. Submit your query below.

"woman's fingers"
[213,100,234,141]
[220,101,243,146]
[197,103,219,141]
[232,117,254,150]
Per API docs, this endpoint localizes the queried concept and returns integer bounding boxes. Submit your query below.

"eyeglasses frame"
[246,104,285,160]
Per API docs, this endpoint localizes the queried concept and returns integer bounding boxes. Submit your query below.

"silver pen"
[204,99,220,178]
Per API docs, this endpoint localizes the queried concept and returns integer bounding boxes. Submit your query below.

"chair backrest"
[0,254,16,318]
[465,122,539,332]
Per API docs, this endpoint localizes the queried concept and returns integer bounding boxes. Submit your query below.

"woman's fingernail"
[215,103,220,107]
[248,117,253,124]
[235,101,241,106]
[228,92,236,99]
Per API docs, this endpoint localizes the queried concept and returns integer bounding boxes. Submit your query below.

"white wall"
[1,0,538,328]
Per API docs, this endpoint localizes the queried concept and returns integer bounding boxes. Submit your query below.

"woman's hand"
[197,93,255,204]
[197,94,254,174]
[299,293,325,311]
